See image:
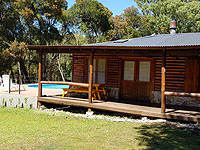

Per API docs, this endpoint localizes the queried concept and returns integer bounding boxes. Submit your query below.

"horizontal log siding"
[106,58,120,88]
[72,55,188,92]
[72,56,86,83]
[154,57,187,92]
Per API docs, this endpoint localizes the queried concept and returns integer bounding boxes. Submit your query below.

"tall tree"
[135,0,200,34]
[0,0,25,77]
[65,0,112,43]
[107,6,141,40]
[2,41,29,83]
[0,0,25,50]
[14,0,68,45]
[14,0,68,81]
[0,0,69,82]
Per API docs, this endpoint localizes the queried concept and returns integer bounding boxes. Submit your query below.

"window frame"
[122,58,153,83]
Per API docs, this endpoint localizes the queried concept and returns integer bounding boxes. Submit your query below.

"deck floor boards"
[38,96,200,122]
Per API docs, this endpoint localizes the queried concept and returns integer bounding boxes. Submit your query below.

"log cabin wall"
[72,53,200,107]
[152,56,200,108]
[106,58,120,99]
[154,57,187,92]
[72,56,87,83]
[72,55,190,92]
[106,58,120,88]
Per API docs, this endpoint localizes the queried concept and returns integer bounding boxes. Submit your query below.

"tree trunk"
[73,25,80,45]
[19,58,30,83]
[10,65,15,83]
[57,54,65,81]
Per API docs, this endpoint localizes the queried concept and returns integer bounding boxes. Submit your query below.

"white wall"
[0,94,37,109]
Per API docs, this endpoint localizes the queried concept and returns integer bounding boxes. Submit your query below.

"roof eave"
[28,45,200,51]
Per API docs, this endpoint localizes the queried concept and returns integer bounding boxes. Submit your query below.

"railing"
[165,91,200,98]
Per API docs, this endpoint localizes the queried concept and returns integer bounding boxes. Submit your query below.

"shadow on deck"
[38,95,200,122]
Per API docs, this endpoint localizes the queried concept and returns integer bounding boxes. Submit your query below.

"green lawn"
[0,108,199,150]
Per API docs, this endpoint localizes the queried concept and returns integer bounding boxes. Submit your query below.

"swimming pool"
[28,84,69,89]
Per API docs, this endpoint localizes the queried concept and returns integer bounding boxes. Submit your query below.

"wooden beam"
[38,50,42,98]
[88,51,94,103]
[165,91,200,98]
[161,50,166,113]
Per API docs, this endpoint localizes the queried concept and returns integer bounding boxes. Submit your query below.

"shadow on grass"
[136,123,200,150]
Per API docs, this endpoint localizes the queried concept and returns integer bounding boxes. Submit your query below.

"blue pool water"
[28,84,69,89]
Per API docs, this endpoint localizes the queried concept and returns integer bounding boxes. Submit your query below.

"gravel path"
[37,106,200,131]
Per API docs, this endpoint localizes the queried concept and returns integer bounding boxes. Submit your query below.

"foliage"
[135,0,200,34]
[0,0,69,82]
[0,0,25,75]
[3,41,27,61]
[108,6,141,40]
[0,0,24,46]
[2,41,29,82]
[65,0,112,43]
[14,0,68,45]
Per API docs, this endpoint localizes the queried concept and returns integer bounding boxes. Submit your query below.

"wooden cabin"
[28,32,200,121]
[71,32,200,109]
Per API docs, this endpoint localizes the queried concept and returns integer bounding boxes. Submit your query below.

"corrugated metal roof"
[86,32,200,47]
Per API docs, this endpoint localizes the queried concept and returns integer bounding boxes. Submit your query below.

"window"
[124,61,135,80]
[97,59,106,84]
[139,61,150,82]
[88,59,106,84]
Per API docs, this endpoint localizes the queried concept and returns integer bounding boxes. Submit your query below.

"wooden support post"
[161,50,166,113]
[37,101,42,109]
[88,51,94,103]
[38,50,42,98]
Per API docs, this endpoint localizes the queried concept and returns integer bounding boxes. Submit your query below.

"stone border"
[152,91,200,107]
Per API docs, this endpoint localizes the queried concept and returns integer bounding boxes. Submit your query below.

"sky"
[67,0,137,16]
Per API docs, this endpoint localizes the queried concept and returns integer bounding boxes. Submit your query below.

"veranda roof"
[28,32,200,51]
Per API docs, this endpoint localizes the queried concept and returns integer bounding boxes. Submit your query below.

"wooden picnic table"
[61,82,107,100]
[40,81,107,100]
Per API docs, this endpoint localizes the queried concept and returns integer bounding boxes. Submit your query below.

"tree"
[176,1,200,32]
[0,0,25,77]
[0,0,69,82]
[14,0,68,82]
[14,0,68,45]
[135,0,200,34]
[65,0,112,43]
[2,41,29,83]
[106,6,141,40]
[124,6,141,29]
[0,0,24,46]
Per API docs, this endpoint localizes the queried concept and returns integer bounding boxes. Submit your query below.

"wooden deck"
[38,96,200,122]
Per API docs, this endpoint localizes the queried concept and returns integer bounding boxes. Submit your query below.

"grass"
[0,108,200,150]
